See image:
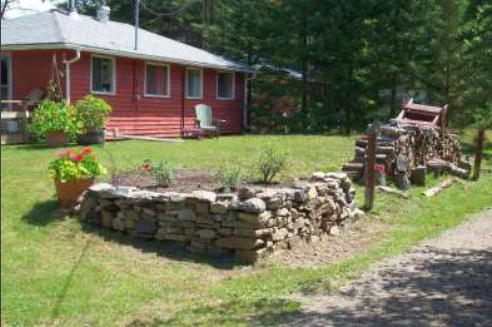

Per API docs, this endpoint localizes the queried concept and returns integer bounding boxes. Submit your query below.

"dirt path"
[281,209,492,327]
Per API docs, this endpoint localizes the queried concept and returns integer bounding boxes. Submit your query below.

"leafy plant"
[256,146,288,183]
[216,164,243,189]
[75,95,112,132]
[140,159,175,188]
[29,100,80,139]
[48,147,106,182]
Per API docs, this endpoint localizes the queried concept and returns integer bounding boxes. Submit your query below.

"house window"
[186,68,202,99]
[217,71,234,100]
[145,63,170,97]
[91,56,115,94]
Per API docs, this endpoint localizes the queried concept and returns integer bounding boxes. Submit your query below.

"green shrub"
[75,95,112,132]
[216,165,243,189]
[256,146,288,183]
[140,159,175,188]
[29,100,80,139]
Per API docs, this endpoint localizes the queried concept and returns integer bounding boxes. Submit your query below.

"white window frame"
[185,67,203,100]
[144,62,171,98]
[90,54,116,95]
[216,70,235,100]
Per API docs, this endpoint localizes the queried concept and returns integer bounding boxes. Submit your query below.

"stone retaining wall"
[78,172,363,263]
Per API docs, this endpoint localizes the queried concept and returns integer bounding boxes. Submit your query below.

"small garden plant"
[49,147,106,182]
[74,95,112,132]
[216,164,243,190]
[256,146,288,183]
[140,159,176,188]
[29,100,80,140]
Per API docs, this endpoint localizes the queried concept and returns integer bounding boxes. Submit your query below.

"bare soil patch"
[109,169,295,193]
[265,215,388,268]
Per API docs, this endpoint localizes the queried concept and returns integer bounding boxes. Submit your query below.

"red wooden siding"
[6,49,245,137]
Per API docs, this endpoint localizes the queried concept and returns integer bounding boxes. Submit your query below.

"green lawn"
[1,134,491,326]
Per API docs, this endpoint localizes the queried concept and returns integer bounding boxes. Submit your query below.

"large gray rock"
[230,198,266,213]
[196,229,216,239]
[311,172,327,181]
[188,190,217,203]
[237,211,271,226]
[177,209,196,221]
[135,220,157,235]
[325,172,348,180]
[210,201,228,214]
[238,187,256,200]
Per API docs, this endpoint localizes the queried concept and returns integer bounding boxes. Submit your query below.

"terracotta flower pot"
[46,131,70,147]
[55,178,94,208]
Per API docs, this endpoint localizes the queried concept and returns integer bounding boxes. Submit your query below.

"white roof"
[1,10,250,72]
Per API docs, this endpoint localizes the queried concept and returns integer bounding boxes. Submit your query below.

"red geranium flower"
[71,154,84,162]
[82,147,92,155]
[141,163,152,171]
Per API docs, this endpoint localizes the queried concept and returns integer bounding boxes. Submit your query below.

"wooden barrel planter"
[55,178,94,208]
[77,129,105,145]
[46,131,70,147]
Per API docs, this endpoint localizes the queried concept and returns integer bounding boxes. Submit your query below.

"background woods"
[59,0,491,133]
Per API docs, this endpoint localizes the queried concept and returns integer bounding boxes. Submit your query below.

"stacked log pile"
[343,121,464,182]
[78,172,363,263]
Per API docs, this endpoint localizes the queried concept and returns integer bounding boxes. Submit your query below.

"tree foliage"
[58,0,491,132]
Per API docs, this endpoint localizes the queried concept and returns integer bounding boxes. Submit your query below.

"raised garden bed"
[110,169,291,194]
[78,171,364,263]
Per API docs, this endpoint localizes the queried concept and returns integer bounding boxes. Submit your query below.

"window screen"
[217,72,234,99]
[186,69,202,98]
[92,57,114,93]
[146,64,169,97]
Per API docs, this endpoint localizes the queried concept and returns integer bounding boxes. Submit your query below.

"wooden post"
[364,123,378,211]
[472,129,485,181]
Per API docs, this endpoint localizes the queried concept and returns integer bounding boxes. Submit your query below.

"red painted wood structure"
[1,10,250,139]
[396,98,449,130]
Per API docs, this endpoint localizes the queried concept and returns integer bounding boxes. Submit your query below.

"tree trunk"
[364,130,377,211]
[389,73,398,119]
[472,129,485,181]
[300,17,309,130]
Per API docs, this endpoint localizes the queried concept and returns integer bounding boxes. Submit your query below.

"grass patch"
[1,133,491,326]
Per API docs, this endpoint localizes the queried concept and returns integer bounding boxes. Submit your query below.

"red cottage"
[0,7,251,138]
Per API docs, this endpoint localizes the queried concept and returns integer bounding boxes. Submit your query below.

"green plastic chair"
[194,104,226,137]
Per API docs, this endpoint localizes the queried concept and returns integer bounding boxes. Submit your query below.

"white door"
[1,55,12,111]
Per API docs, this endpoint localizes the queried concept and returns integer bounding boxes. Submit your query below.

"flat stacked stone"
[79,172,363,263]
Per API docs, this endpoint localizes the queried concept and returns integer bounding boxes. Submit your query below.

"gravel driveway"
[281,209,492,327]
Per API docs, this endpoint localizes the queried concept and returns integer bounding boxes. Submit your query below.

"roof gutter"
[1,43,253,73]
[63,48,81,105]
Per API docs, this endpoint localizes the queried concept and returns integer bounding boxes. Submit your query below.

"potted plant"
[29,100,79,146]
[49,147,106,208]
[75,95,112,145]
